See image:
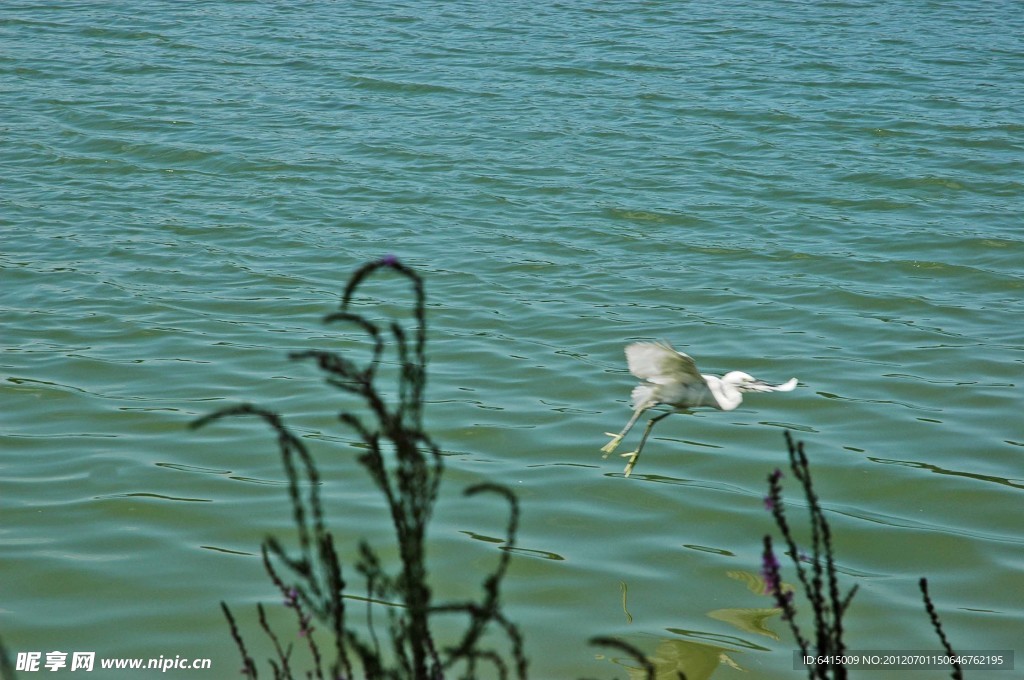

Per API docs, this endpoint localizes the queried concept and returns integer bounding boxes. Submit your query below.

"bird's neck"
[705,375,742,411]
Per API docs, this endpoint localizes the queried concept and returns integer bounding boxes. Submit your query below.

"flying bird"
[602,341,798,477]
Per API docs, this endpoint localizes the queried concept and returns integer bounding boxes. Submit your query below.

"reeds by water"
[761,432,963,679]
[193,258,527,679]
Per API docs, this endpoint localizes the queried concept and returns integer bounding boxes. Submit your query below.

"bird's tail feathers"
[631,384,657,409]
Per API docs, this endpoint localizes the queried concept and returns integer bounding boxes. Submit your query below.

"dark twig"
[762,433,858,679]
[221,602,259,679]
[764,433,963,680]
[920,578,963,680]
[196,258,525,679]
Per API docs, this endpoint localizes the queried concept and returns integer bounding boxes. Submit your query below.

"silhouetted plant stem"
[221,602,258,679]
[194,258,525,679]
[762,432,858,679]
[764,432,962,679]
[920,578,963,680]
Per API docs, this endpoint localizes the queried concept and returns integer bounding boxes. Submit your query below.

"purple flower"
[763,495,775,511]
[761,549,782,594]
[769,468,784,484]
[378,254,399,267]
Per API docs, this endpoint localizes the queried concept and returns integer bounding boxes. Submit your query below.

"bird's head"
[722,371,760,390]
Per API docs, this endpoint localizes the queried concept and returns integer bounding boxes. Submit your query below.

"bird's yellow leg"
[620,412,671,477]
[601,433,624,455]
[601,406,647,457]
[622,450,640,477]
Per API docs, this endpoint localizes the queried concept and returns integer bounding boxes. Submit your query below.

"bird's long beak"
[750,378,798,393]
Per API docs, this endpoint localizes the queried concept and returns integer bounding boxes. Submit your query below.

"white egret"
[602,341,798,477]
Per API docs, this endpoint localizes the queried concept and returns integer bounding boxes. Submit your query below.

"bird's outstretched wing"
[625,341,704,386]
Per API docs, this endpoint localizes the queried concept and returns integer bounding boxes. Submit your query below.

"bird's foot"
[621,451,640,477]
[601,433,624,457]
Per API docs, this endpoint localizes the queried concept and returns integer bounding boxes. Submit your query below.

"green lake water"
[3,1,1022,678]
